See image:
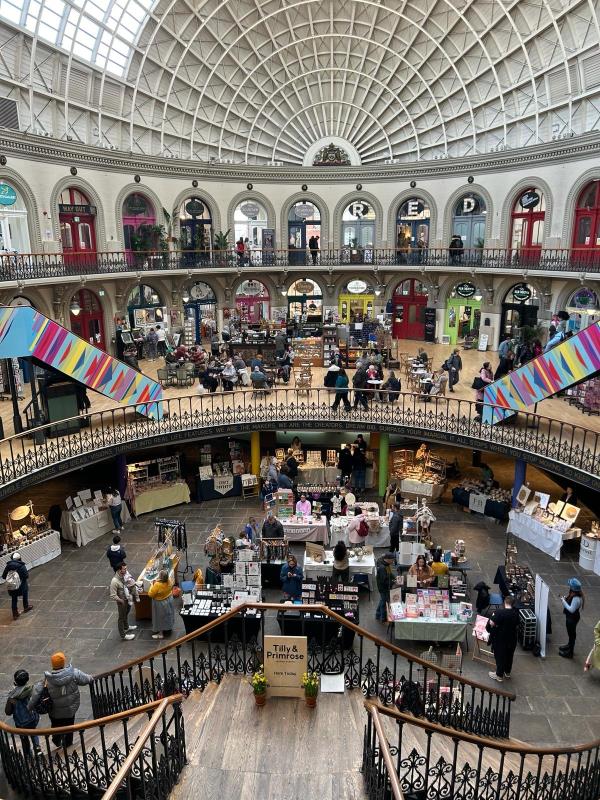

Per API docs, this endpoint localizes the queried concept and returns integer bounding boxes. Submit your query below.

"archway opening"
[288,201,321,266]
[391,279,428,340]
[69,288,106,351]
[451,193,486,256]
[444,281,483,345]
[179,196,213,265]
[182,281,217,344]
[396,198,430,264]
[59,188,97,266]
[122,193,157,262]
[501,283,540,339]
[509,188,545,265]
[341,199,376,264]
[0,180,31,253]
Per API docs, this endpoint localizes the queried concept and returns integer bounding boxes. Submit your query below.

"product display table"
[61,505,132,547]
[180,608,262,641]
[134,556,180,621]
[196,475,242,502]
[399,479,446,502]
[393,609,468,645]
[0,531,61,582]
[507,510,581,562]
[282,518,329,544]
[451,487,510,522]
[303,551,376,590]
[330,517,391,549]
[130,481,191,516]
[277,609,357,649]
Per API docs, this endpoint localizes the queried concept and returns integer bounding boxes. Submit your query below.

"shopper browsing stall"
[262,509,284,538]
[332,541,350,582]
[148,570,175,640]
[430,550,449,578]
[280,555,303,600]
[338,443,354,481]
[408,554,435,587]
[487,596,519,682]
[109,562,138,641]
[2,552,33,620]
[285,449,299,480]
[559,578,585,659]
[388,503,404,551]
[375,553,396,622]
[347,507,368,544]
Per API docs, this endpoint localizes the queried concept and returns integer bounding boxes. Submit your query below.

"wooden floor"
[173,675,367,800]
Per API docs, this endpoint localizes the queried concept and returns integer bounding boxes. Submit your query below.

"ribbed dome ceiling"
[1,0,599,165]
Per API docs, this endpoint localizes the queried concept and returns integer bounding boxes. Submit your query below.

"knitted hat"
[51,652,66,670]
[12,552,21,560]
[568,578,582,591]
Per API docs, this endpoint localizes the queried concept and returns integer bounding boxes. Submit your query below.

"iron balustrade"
[2,246,600,280]
[362,704,405,800]
[0,388,599,499]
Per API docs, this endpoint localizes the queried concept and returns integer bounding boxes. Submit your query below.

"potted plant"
[162,208,178,251]
[214,229,231,266]
[301,671,319,707]
[251,665,268,705]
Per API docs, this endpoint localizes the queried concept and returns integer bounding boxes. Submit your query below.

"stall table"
[303,551,376,590]
[129,481,191,516]
[452,487,509,522]
[0,531,61,582]
[180,609,262,641]
[134,556,180,621]
[507,510,581,562]
[330,517,390,549]
[399,479,446,502]
[61,505,131,547]
[282,518,329,544]
[393,609,468,645]
[277,609,356,649]
[196,475,242,502]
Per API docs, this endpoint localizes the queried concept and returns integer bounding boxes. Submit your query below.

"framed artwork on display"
[516,485,531,506]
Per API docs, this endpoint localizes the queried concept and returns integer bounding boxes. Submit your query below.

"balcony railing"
[2,246,600,280]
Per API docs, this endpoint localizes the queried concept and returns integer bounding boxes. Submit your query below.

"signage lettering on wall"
[346,279,368,294]
[294,203,314,219]
[58,204,96,215]
[462,197,476,214]
[264,635,307,697]
[240,202,260,217]
[512,283,532,302]
[185,199,205,217]
[405,199,425,217]
[348,202,369,218]
[519,191,540,210]
[455,282,477,299]
[0,182,17,206]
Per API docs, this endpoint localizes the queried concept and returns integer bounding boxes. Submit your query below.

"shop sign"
[519,190,540,210]
[190,282,215,301]
[58,204,96,215]
[403,199,425,217]
[0,182,17,206]
[185,199,205,217]
[240,202,260,217]
[346,279,368,294]
[294,203,314,219]
[570,287,597,309]
[124,194,149,216]
[512,283,532,302]
[455,282,477,299]
[457,195,485,215]
[238,279,264,296]
[347,201,369,218]
[264,635,307,698]
[294,279,314,294]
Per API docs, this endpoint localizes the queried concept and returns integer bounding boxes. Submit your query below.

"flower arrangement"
[251,666,268,695]
[301,671,319,698]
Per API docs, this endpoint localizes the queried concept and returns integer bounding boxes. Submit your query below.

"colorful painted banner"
[0,307,162,419]
[482,321,600,424]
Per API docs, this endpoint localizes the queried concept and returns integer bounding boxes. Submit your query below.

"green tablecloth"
[132,482,191,516]
[394,618,467,643]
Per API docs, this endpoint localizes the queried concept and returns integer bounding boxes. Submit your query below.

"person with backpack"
[375,553,396,622]
[5,669,41,755]
[445,348,462,392]
[347,507,369,544]
[2,552,33,620]
[106,535,127,572]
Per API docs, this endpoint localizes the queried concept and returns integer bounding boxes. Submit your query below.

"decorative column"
[511,458,527,508]
[251,431,261,477]
[378,433,389,497]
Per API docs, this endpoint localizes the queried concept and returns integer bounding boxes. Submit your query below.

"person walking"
[487,595,519,682]
[331,367,351,412]
[148,570,175,640]
[388,503,404,551]
[29,652,93,746]
[2,552,33,620]
[446,348,462,392]
[474,361,494,420]
[585,620,600,672]
[106,535,127,571]
[110,562,138,641]
[308,234,320,265]
[352,363,369,410]
[352,444,367,494]
[155,324,167,357]
[106,487,124,533]
[559,578,584,658]
[5,669,41,755]
[146,327,158,361]
[375,553,396,622]
[338,443,354,483]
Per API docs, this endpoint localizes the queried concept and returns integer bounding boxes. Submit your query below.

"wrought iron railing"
[2,246,600,280]
[0,388,598,499]
[363,701,600,800]
[0,696,185,800]
[90,603,515,740]
[363,704,405,800]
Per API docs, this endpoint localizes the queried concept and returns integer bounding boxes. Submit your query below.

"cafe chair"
[351,572,371,599]
[157,368,174,388]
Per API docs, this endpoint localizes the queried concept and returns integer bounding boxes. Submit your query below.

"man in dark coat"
[338,444,354,483]
[388,503,404,551]
[487,596,520,682]
[2,552,33,620]
[352,364,369,410]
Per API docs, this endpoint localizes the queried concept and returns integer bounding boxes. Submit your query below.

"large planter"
[305,694,317,708]
[254,692,266,706]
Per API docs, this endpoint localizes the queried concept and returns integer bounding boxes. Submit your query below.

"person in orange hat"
[29,652,92,746]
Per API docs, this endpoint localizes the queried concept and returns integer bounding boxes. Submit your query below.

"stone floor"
[1,489,599,751]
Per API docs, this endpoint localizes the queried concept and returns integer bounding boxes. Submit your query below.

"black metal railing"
[363,704,405,800]
[363,702,600,800]
[0,389,599,499]
[0,696,185,800]
[2,246,600,280]
[89,603,515,740]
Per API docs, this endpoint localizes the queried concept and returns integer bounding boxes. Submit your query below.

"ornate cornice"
[1,131,599,184]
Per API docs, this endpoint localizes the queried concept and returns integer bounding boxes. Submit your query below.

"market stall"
[258,538,288,588]
[61,500,131,547]
[180,586,262,639]
[282,518,329,544]
[389,588,471,645]
[303,547,376,590]
[507,510,581,561]
[451,481,511,522]
[126,455,190,515]
[391,448,447,502]
[196,472,243,502]
[0,529,61,582]
[135,541,180,621]
[330,512,390,548]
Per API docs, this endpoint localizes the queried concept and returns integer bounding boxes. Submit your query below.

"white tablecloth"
[304,551,376,590]
[61,505,132,547]
[298,464,327,483]
[507,510,581,561]
[282,519,329,543]
[330,517,391,549]
[399,479,446,502]
[0,531,61,582]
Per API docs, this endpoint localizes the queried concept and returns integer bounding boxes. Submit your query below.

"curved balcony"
[0,389,598,499]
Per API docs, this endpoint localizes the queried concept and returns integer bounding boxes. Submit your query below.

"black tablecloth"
[276,610,356,648]
[196,474,243,502]
[180,610,261,641]
[452,487,509,521]
[261,561,283,588]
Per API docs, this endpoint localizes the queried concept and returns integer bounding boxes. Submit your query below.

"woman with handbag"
[473,362,494,420]
[148,570,175,640]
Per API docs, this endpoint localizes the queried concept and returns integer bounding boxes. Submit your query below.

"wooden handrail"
[366,703,405,800]
[0,694,183,737]
[101,698,171,800]
[93,601,515,701]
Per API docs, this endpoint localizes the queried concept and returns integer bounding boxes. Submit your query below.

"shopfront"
[287,278,323,332]
[234,201,269,261]
[509,188,545,264]
[58,188,97,265]
[122,193,157,257]
[396,198,430,262]
[444,282,483,345]
[566,286,600,332]
[338,279,375,323]
[235,279,270,325]
[500,283,539,338]
[127,283,167,335]
[179,197,212,263]
[341,199,375,263]
[183,281,217,342]
[288,201,321,265]
[0,181,31,253]
[69,289,106,350]
[390,279,428,340]
[451,193,487,253]
[571,181,600,265]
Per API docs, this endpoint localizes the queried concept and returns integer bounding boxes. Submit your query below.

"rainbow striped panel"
[482,321,600,424]
[0,306,162,419]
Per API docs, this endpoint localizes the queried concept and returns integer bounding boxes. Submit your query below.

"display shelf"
[292,336,323,367]
[322,324,338,365]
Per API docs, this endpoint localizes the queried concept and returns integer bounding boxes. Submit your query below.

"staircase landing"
[173,675,367,800]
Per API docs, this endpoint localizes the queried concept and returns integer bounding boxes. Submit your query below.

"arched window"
[341,199,376,256]
[500,283,540,338]
[0,180,30,252]
[126,284,166,332]
[572,181,600,267]
[179,197,213,262]
[509,188,545,264]
[234,201,268,248]
[338,279,375,323]
[69,288,106,350]
[566,286,600,332]
[58,187,97,265]
[288,200,321,265]
[444,282,483,345]
[452,193,487,252]
[287,278,323,323]
[122,193,157,254]
[182,281,217,344]
[396,198,430,264]
[235,279,270,325]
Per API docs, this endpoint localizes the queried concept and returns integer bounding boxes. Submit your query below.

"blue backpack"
[12,697,39,728]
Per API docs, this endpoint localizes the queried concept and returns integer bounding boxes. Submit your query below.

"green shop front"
[444,281,482,345]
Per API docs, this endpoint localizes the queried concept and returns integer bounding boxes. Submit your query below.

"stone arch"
[114,184,165,246]
[498,176,554,248]
[554,280,598,314]
[442,183,494,246]
[49,175,108,251]
[561,169,600,247]
[173,275,227,305]
[332,190,384,249]
[387,187,439,248]
[0,167,42,251]
[170,187,222,245]
[231,273,278,300]
[493,275,548,315]
[119,277,173,310]
[227,190,277,242]
[3,288,52,317]
[280,191,329,251]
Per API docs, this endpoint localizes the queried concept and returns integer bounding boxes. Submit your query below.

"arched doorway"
[234,200,269,265]
[0,180,31,252]
[59,188,97,266]
[288,201,321,266]
[287,278,323,334]
[396,198,430,263]
[338,279,375,324]
[392,279,428,340]
[69,289,106,350]
[179,196,212,265]
[509,188,545,265]
[122,193,157,261]
[341,199,375,264]
[127,284,166,337]
[571,181,600,267]
[182,281,217,344]
[444,282,483,345]
[235,279,270,325]
[565,286,600,333]
[500,283,540,339]
[451,193,487,254]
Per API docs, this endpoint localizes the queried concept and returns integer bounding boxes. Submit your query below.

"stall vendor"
[280,555,303,600]
[262,509,284,538]
[408,555,435,587]
[295,494,312,517]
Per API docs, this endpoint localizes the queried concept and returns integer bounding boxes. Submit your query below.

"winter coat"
[376,557,394,596]
[262,517,284,538]
[2,559,29,592]
[353,368,368,389]
[106,544,127,570]
[29,665,92,719]
[5,684,39,728]
[279,564,303,598]
[388,511,403,539]
[277,473,294,490]
[338,448,354,475]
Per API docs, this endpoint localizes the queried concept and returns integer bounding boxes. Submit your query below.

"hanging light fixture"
[70,297,81,316]
[374,285,382,296]
[182,287,190,303]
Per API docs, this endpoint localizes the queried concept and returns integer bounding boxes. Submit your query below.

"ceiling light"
[70,299,81,316]
[182,289,190,303]
[374,285,382,296]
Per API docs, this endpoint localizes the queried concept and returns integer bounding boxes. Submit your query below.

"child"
[123,569,140,604]
[5,670,41,755]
